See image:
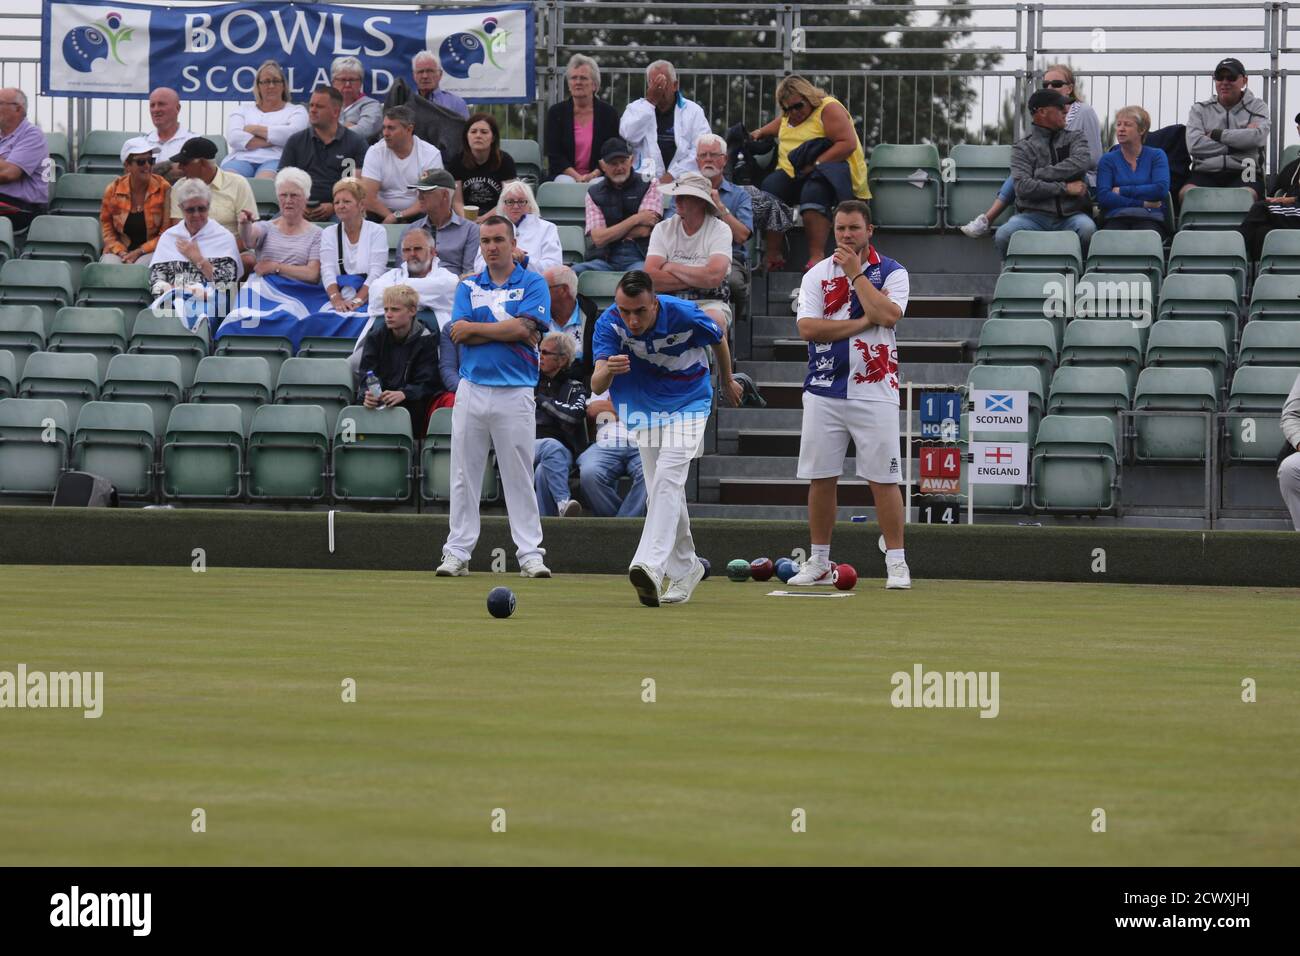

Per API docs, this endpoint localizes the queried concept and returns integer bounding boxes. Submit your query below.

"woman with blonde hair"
[748,75,870,270]
[320,177,389,313]
[1096,105,1170,235]
[472,179,563,275]
[962,64,1103,237]
[222,59,309,180]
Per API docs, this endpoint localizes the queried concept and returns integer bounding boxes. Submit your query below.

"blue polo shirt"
[454,263,552,388]
[592,294,721,430]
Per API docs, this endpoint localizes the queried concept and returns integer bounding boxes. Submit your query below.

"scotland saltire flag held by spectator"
[215,273,372,349]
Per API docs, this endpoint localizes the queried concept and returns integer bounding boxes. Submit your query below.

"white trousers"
[443,379,545,565]
[630,415,707,580]
[1280,451,1300,530]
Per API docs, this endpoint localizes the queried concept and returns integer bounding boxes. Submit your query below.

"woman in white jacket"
[221,60,309,180]
[473,180,563,276]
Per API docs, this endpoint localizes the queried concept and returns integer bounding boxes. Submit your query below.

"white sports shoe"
[520,558,552,578]
[661,558,706,605]
[789,556,834,586]
[435,554,469,576]
[886,558,912,589]
[960,214,990,238]
[628,562,664,607]
[558,498,583,517]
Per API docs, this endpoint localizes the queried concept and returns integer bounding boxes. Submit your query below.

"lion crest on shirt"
[852,339,898,389]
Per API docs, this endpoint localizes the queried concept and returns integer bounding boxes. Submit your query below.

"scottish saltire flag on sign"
[42,1,535,103]
[216,273,371,350]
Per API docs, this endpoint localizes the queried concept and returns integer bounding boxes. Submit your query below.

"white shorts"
[797,391,901,483]
[692,299,733,325]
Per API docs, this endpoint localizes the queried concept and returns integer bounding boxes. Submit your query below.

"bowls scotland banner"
[42,0,535,103]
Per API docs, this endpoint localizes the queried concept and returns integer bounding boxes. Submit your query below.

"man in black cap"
[405,167,480,277]
[993,88,1095,258]
[573,136,663,274]
[167,136,259,268]
[1183,57,1270,201]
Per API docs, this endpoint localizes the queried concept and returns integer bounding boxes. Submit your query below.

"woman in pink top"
[544,54,620,183]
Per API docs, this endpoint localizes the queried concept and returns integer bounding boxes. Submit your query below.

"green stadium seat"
[1258,230,1300,276]
[0,305,47,378]
[76,131,137,174]
[945,144,1012,231]
[215,334,293,383]
[987,271,1070,344]
[75,262,153,311]
[21,214,103,266]
[1237,321,1300,366]
[0,259,77,328]
[1225,366,1300,462]
[0,218,16,266]
[383,223,406,267]
[47,306,128,380]
[161,403,244,500]
[101,353,185,436]
[1133,367,1217,462]
[1003,230,1082,278]
[331,404,413,503]
[274,357,354,433]
[420,406,498,503]
[1031,414,1119,512]
[1072,271,1155,332]
[45,131,70,178]
[71,401,155,498]
[1157,273,1239,351]
[536,181,589,228]
[297,336,359,360]
[1059,320,1143,392]
[1144,320,1229,395]
[1178,187,1252,230]
[247,404,329,501]
[1084,229,1164,297]
[973,318,1057,395]
[128,310,209,389]
[1246,274,1300,323]
[577,269,624,312]
[50,173,116,217]
[19,351,100,426]
[0,397,70,496]
[1047,365,1131,447]
[867,144,941,229]
[0,349,15,399]
[208,135,230,166]
[502,139,543,186]
[189,355,273,436]
[250,178,278,219]
[557,224,585,266]
[1167,230,1248,300]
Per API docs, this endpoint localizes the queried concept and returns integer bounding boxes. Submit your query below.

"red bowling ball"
[832,563,858,591]
[750,557,775,582]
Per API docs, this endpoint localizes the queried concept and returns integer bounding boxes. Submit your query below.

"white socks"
[811,544,831,563]
[886,548,906,564]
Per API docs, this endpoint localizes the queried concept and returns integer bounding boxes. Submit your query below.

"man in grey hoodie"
[1183,57,1270,201]
[993,88,1095,258]
[1279,370,1300,530]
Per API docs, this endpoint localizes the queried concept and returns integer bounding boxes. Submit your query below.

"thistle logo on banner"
[49,4,150,94]
[427,8,529,98]
[969,441,1028,485]
[969,389,1028,433]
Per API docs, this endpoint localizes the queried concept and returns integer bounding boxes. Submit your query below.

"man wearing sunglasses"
[993,88,1095,259]
[533,330,589,518]
[1184,57,1269,201]
[100,138,170,265]
[0,87,49,230]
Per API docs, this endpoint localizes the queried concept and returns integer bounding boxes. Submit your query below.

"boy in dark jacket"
[357,284,444,429]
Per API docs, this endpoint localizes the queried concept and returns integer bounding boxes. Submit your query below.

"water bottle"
[365,370,383,408]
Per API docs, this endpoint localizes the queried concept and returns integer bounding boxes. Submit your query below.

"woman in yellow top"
[750,76,870,271]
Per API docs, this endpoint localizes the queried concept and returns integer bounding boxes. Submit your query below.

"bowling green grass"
[1,565,1297,867]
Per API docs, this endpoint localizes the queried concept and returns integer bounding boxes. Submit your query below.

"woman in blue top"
[1096,105,1171,236]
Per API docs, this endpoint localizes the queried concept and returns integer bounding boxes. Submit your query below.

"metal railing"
[3,2,1299,166]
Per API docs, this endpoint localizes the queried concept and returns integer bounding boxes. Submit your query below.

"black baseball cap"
[173,137,218,164]
[600,137,633,161]
[412,168,456,191]
[1214,58,1246,79]
[1027,89,1069,114]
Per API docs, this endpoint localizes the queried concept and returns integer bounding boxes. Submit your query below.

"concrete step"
[755,338,968,364]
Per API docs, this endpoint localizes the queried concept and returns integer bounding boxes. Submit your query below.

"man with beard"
[573,137,662,275]
[683,133,752,320]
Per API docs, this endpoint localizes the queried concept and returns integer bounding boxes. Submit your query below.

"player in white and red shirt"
[790,200,913,589]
